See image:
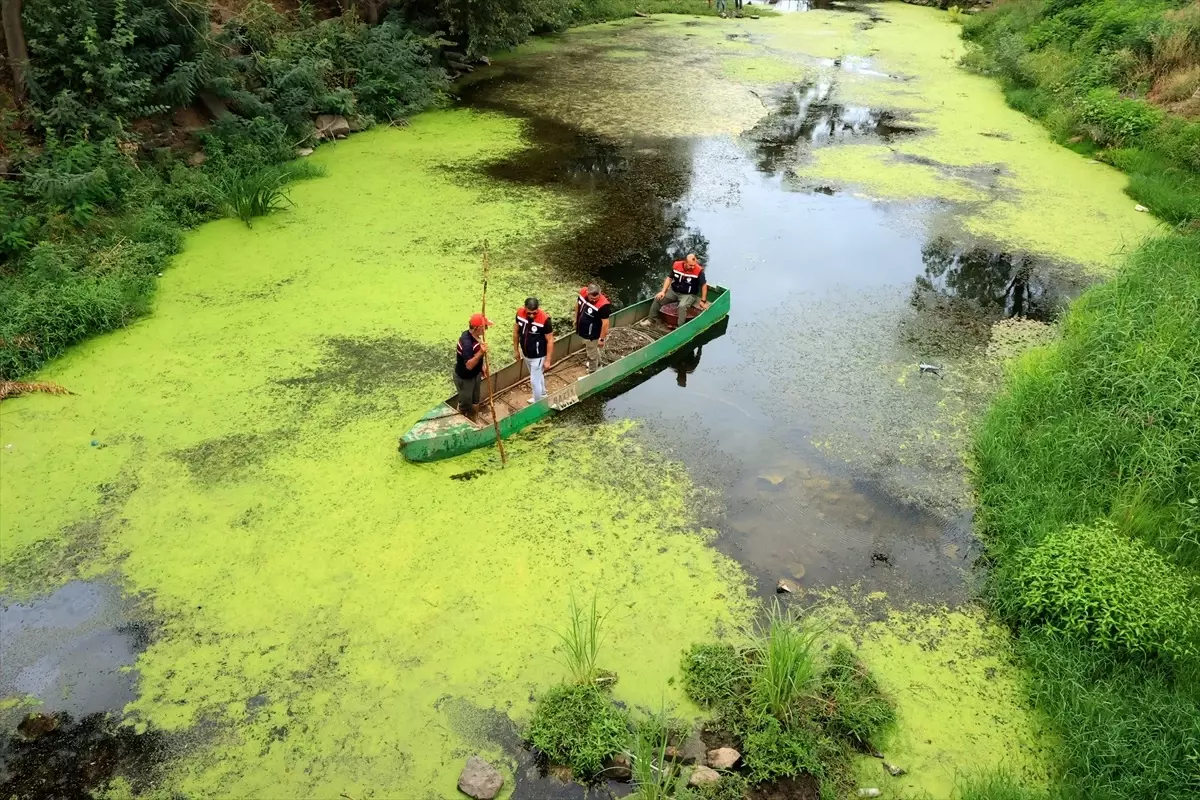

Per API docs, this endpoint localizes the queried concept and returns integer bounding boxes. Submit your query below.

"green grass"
[630,713,680,800]
[217,164,321,227]
[551,592,611,685]
[748,602,822,728]
[956,767,1049,800]
[972,231,1200,799]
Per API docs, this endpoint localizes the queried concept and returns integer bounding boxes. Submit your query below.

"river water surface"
[0,4,1157,798]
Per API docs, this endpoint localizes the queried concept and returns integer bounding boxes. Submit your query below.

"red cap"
[469,313,493,328]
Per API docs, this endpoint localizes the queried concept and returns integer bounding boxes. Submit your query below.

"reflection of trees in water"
[746,82,914,176]
[904,237,1077,358]
[915,237,1065,321]
[478,112,703,306]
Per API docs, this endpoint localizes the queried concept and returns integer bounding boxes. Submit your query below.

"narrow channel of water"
[460,60,1084,606]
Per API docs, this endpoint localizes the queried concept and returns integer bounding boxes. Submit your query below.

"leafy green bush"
[23,0,219,136]
[742,717,833,784]
[630,713,680,800]
[528,683,629,779]
[680,643,749,709]
[1079,88,1164,145]
[1006,520,1200,662]
[814,644,896,745]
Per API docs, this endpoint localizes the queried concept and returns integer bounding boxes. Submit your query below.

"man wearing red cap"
[455,313,492,419]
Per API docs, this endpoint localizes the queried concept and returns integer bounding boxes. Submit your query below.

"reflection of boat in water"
[399,287,732,462]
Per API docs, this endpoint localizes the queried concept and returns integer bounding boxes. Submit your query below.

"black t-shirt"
[670,261,707,295]
[455,330,483,379]
[576,289,612,340]
[515,309,553,358]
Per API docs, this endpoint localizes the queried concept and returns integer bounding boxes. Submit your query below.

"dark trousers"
[454,373,481,412]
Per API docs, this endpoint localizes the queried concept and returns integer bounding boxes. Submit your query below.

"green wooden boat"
[399,286,731,462]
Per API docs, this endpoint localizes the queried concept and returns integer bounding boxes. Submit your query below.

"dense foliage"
[678,610,895,795]
[973,229,1200,798]
[962,0,1200,223]
[527,683,630,778]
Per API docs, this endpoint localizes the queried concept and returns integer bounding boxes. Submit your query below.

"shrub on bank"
[528,683,629,778]
[1007,520,1200,663]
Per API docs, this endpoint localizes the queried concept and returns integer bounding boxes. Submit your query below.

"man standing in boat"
[576,283,612,375]
[514,297,554,404]
[455,313,492,419]
[643,252,709,327]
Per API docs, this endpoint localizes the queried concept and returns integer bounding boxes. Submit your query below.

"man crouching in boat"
[576,283,612,375]
[455,313,492,420]
[642,252,709,327]
[514,297,554,404]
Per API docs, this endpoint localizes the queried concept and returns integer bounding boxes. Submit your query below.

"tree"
[2,0,28,105]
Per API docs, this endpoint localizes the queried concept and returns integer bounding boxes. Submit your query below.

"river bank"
[0,4,1166,797]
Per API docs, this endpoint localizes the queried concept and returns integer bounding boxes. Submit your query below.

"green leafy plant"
[680,642,749,709]
[553,592,610,685]
[528,683,629,779]
[1007,520,1200,663]
[955,767,1049,800]
[814,643,896,745]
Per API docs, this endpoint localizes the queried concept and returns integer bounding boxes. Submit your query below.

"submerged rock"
[17,713,59,740]
[689,765,721,786]
[776,578,798,593]
[457,755,503,799]
[707,746,740,769]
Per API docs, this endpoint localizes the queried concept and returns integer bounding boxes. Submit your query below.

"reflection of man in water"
[674,345,703,387]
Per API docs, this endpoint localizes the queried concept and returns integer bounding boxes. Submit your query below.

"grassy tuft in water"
[217,164,319,227]
[528,683,629,779]
[747,601,822,728]
[552,592,611,686]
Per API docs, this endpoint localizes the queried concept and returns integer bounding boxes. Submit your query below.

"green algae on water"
[0,111,753,796]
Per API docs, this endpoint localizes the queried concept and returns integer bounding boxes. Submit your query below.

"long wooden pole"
[480,241,507,465]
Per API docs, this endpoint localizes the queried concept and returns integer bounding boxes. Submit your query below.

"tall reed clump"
[217,163,322,227]
[553,591,611,686]
[747,602,822,729]
[630,712,680,800]
[973,230,1200,800]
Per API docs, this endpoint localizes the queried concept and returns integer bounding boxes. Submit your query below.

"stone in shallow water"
[457,755,503,799]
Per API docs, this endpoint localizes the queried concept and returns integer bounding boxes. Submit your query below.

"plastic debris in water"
[918,363,943,377]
